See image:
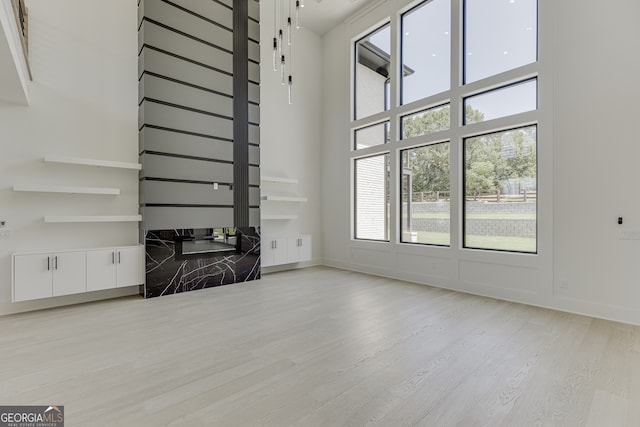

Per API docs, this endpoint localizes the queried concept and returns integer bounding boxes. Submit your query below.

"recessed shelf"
[13,185,120,195]
[261,195,307,202]
[44,155,142,170]
[44,215,142,223]
[261,176,299,184]
[261,214,299,220]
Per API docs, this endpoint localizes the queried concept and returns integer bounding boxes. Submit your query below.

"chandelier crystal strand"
[287,0,292,45]
[272,0,278,71]
[287,19,293,105]
[288,31,293,104]
[295,0,300,29]
[272,38,278,71]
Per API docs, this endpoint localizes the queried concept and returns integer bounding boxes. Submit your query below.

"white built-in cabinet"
[13,251,87,301]
[262,235,311,267]
[262,237,288,267]
[12,245,144,302]
[286,235,312,264]
[86,247,144,292]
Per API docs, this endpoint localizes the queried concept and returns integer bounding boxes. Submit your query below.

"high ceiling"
[291,0,376,35]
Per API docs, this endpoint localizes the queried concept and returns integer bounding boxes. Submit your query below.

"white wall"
[320,0,640,324]
[259,0,323,269]
[552,0,640,322]
[0,0,139,315]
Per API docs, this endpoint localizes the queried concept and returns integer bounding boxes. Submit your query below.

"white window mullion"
[449,0,463,251]
[388,11,400,244]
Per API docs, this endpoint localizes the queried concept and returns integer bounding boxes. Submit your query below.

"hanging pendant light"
[273,0,300,103]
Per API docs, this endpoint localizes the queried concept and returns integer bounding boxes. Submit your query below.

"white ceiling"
[293,0,376,35]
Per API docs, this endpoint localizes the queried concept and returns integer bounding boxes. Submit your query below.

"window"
[464,126,537,253]
[401,143,450,245]
[401,104,450,139]
[351,0,539,253]
[464,0,537,83]
[354,121,390,150]
[464,79,537,124]
[401,0,450,105]
[355,24,391,120]
[355,154,390,241]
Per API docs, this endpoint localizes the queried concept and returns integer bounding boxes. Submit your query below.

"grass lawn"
[413,231,536,252]
[412,212,536,220]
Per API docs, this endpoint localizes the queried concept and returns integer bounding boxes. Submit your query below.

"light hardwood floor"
[1,266,639,426]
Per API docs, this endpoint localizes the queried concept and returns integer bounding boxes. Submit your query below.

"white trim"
[13,185,120,195]
[44,215,142,223]
[261,176,299,184]
[44,155,142,170]
[261,195,308,202]
[261,214,299,220]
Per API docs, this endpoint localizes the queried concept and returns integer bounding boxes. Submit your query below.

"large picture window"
[464,126,537,253]
[351,0,539,254]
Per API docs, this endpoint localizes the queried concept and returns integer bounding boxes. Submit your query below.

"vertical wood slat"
[233,0,250,227]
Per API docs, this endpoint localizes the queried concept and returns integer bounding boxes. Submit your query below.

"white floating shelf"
[13,185,120,195]
[44,155,142,170]
[261,195,307,202]
[261,214,299,220]
[44,215,142,223]
[261,176,299,184]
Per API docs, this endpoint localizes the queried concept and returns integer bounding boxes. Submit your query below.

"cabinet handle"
[118,251,121,264]
[47,256,50,271]
[112,252,115,264]
[54,256,58,270]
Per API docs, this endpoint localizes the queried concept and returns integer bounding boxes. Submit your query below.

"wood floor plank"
[0,266,638,426]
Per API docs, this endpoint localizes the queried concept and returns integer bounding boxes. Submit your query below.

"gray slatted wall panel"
[138,0,260,229]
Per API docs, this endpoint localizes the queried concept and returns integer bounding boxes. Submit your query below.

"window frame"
[353,22,392,121]
[462,124,538,254]
[349,0,541,255]
[399,140,451,247]
[353,152,391,242]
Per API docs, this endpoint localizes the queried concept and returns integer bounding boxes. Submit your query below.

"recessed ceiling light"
[432,53,437,57]
[405,32,410,36]
[503,51,509,54]
[444,31,449,35]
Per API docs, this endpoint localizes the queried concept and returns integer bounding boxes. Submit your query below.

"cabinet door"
[262,237,288,267]
[87,249,117,292]
[52,251,87,297]
[272,238,288,265]
[261,237,276,267]
[298,235,312,262]
[286,237,300,264]
[13,254,53,302]
[116,246,144,287]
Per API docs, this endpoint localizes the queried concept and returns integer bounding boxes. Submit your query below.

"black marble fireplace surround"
[144,227,260,298]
